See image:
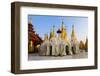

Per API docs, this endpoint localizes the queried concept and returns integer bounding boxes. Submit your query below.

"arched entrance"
[71,46,76,54]
[50,45,52,56]
[65,45,69,55]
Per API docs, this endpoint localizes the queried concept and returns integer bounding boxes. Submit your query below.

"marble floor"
[28,51,88,61]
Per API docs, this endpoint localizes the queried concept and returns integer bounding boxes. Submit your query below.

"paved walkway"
[28,51,88,61]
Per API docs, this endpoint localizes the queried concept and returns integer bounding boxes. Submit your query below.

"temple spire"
[44,33,48,40]
[60,20,67,39]
[53,25,55,32]
[49,25,55,39]
[29,18,32,24]
[71,25,78,42]
[71,25,75,37]
[61,20,65,31]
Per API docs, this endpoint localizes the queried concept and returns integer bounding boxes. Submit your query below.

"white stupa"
[39,21,79,56]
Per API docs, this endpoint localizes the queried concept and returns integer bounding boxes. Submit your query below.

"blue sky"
[28,15,88,42]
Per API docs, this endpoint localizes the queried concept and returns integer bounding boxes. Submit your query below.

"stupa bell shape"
[71,25,79,54]
[59,21,72,55]
[60,21,70,44]
[71,25,78,43]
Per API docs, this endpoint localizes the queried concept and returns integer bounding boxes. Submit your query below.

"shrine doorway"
[66,45,69,55]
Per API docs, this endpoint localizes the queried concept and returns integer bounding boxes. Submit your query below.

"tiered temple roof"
[28,19,43,53]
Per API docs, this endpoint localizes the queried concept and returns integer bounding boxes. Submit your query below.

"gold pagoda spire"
[61,20,65,31]
[61,20,66,39]
[71,25,75,37]
[44,33,48,41]
[49,28,52,39]
[71,25,77,42]
[53,25,55,33]
[49,25,55,39]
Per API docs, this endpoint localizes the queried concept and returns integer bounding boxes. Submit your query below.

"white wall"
[0,0,100,76]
